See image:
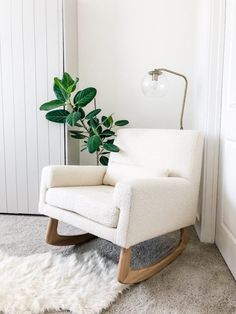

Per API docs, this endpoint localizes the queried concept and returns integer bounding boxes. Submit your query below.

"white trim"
[63,0,80,165]
[195,0,226,243]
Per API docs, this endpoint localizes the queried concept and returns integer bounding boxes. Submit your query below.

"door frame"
[195,0,226,243]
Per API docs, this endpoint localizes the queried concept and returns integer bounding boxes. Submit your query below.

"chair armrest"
[41,165,107,188]
[114,177,197,247]
[39,165,107,209]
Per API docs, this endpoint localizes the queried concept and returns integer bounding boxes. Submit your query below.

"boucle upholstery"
[103,164,169,186]
[39,165,107,209]
[103,129,202,184]
[114,177,196,246]
[45,186,118,228]
[39,129,204,248]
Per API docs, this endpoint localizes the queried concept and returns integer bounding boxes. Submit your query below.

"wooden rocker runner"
[39,129,204,284]
[46,218,189,283]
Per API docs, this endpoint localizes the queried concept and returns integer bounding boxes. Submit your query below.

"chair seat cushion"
[45,185,119,228]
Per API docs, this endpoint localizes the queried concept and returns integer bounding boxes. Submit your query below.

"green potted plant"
[39,72,129,165]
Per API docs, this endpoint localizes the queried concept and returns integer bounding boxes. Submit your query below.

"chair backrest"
[103,129,204,186]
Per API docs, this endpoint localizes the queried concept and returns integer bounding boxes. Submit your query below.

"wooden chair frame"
[117,228,189,283]
[46,218,189,284]
[46,218,96,246]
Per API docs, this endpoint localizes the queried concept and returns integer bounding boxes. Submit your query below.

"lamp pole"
[148,68,188,130]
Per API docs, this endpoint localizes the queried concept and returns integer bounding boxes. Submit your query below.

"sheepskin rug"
[0,250,128,314]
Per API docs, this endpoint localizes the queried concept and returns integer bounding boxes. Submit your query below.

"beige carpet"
[0,214,236,314]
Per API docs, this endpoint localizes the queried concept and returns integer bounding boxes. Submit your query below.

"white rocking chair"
[39,129,204,284]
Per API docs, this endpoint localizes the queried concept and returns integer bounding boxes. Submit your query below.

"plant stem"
[98,148,104,156]
[81,119,89,132]
[96,151,99,165]
[67,98,75,110]
[94,98,97,109]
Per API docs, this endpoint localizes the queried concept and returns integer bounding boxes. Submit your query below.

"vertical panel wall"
[0,0,65,214]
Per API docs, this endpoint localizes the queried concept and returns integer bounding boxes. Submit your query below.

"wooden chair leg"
[46,218,96,246]
[117,228,190,284]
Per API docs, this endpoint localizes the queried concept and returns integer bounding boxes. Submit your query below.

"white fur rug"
[0,250,128,314]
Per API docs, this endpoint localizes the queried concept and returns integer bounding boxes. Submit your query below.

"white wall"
[77,0,200,164]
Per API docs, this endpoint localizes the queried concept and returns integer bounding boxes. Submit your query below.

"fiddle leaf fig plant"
[39,72,129,165]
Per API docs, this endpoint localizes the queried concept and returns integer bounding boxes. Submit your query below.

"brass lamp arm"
[157,68,188,130]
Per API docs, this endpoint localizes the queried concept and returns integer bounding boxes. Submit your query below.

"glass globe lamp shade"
[141,71,168,97]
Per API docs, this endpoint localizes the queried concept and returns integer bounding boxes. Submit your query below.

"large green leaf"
[101,129,115,138]
[74,87,97,107]
[100,155,109,166]
[70,78,79,93]
[53,83,66,102]
[101,116,108,127]
[103,142,119,152]
[54,77,69,100]
[102,115,113,127]
[62,72,74,88]
[62,73,79,94]
[75,122,83,127]
[66,111,81,126]
[53,73,77,100]
[46,109,70,123]
[108,116,113,126]
[115,120,129,126]
[70,133,86,139]
[87,135,101,153]
[69,130,84,135]
[69,130,87,139]
[88,118,99,129]
[40,99,65,111]
[91,126,100,137]
[78,108,85,119]
[97,125,102,134]
[85,109,101,120]
[106,139,114,144]
[73,112,81,123]
[66,113,74,126]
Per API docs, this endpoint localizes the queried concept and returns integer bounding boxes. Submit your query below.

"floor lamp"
[141,68,188,130]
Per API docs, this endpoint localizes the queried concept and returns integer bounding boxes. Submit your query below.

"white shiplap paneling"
[0,1,18,213]
[0,0,65,214]
[0,42,8,213]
